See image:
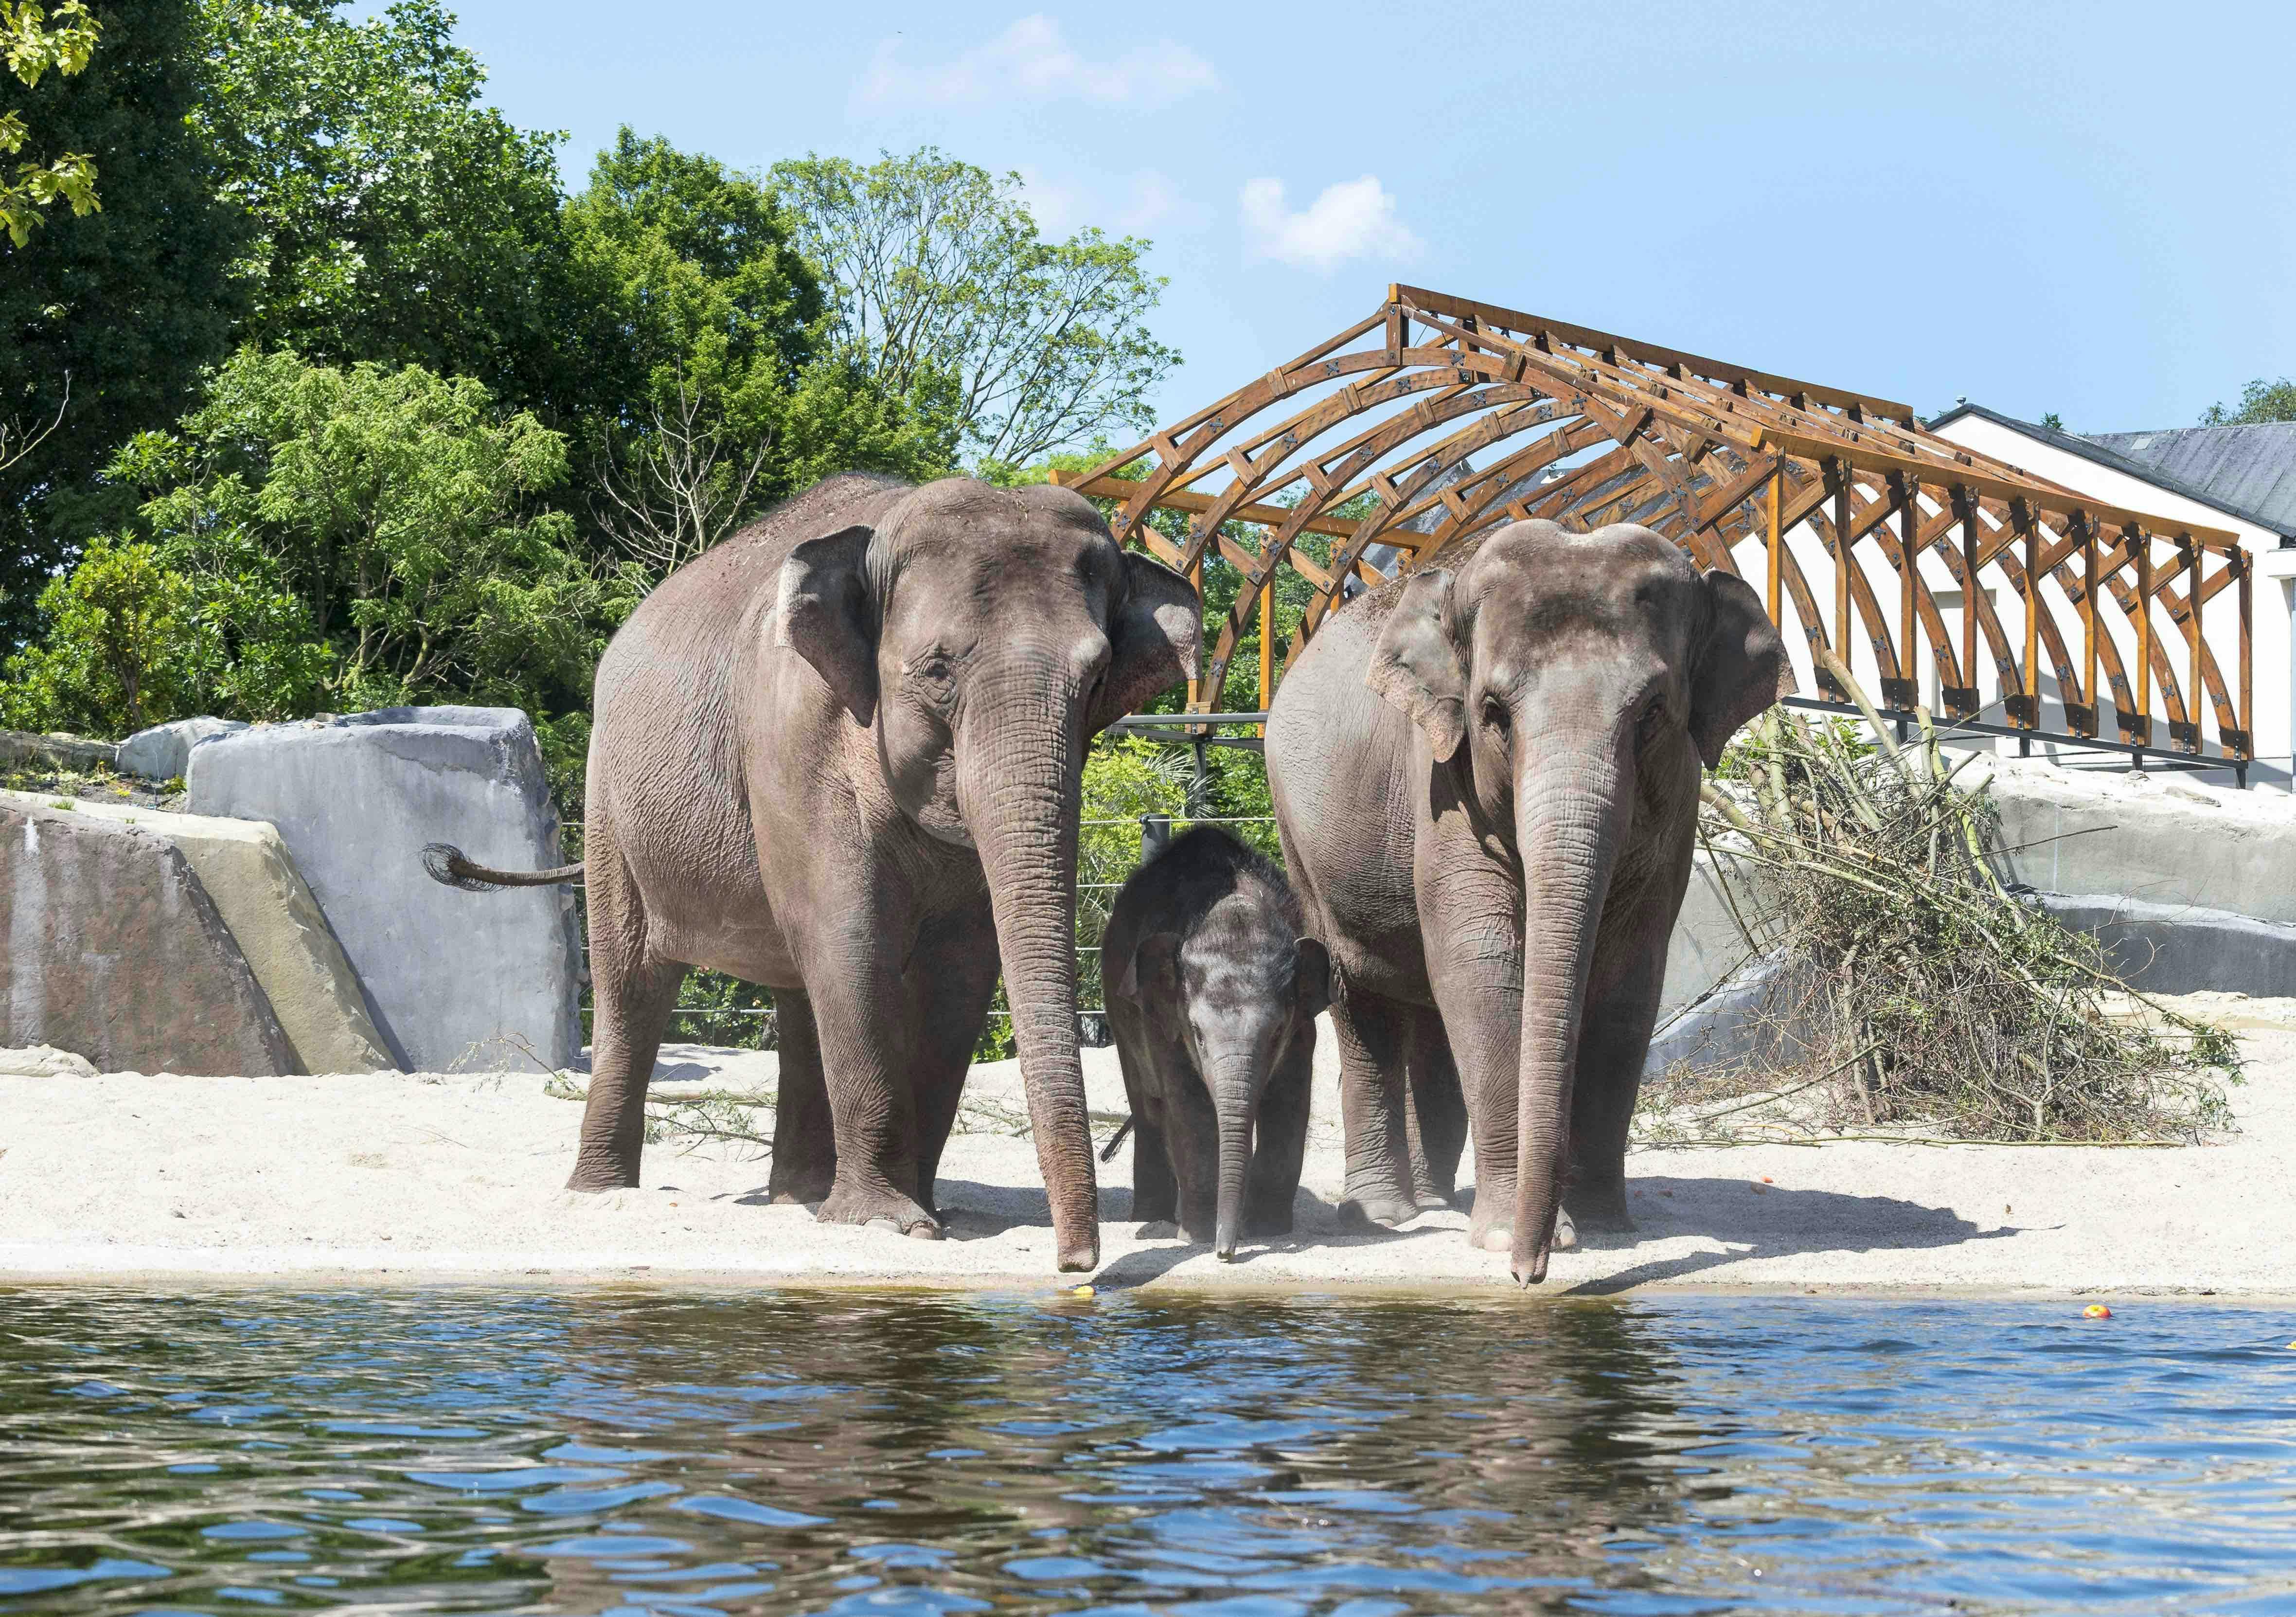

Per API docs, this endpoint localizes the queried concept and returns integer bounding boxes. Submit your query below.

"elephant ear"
[1293,936,1331,1019]
[1690,569,1794,770]
[1366,568,1467,761]
[1090,551,1202,733]
[1110,930,1182,1005]
[776,524,878,727]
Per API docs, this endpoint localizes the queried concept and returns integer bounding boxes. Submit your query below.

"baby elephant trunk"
[1209,1060,1260,1261]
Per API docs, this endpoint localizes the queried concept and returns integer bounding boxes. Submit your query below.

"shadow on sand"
[1555,1174,2021,1294]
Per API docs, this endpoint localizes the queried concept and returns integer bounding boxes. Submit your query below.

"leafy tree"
[0,538,196,731]
[771,147,1177,470]
[193,0,587,418]
[566,128,948,575]
[2201,378,2296,427]
[0,0,101,245]
[1,0,245,645]
[56,348,637,735]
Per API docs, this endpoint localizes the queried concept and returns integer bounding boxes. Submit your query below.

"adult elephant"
[1266,520,1786,1283]
[436,474,1199,1273]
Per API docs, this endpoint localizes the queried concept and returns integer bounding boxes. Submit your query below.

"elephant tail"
[1097,1114,1135,1163]
[422,842,586,891]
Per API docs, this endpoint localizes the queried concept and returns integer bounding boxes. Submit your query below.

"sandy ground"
[2,994,2291,1296]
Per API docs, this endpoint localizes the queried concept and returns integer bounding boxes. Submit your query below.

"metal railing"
[565,813,1281,1051]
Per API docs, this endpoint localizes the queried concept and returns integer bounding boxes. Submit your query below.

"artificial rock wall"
[188,708,581,1072]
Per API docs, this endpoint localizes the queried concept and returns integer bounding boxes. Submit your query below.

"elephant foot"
[1564,1186,1637,1234]
[1243,1207,1295,1239]
[1413,1187,1455,1212]
[1469,1199,1574,1255]
[1338,1196,1419,1230]
[1136,1220,1179,1240]
[566,1159,641,1193]
[766,1157,835,1206]
[817,1180,941,1239]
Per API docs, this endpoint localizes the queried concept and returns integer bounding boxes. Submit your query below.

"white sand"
[2,995,2291,1296]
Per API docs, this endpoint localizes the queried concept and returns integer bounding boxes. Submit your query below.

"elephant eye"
[1638,695,1669,737]
[1481,697,1510,735]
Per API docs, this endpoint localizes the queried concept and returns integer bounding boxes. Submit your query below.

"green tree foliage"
[193,0,585,417]
[0,538,193,732]
[2200,377,2296,427]
[567,129,949,574]
[4,349,633,741]
[771,147,1177,471]
[1,0,245,644]
[0,0,102,244]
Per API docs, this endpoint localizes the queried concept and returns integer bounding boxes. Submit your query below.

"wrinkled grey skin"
[478,474,1198,1274]
[1101,826,1329,1259]
[1266,520,1787,1284]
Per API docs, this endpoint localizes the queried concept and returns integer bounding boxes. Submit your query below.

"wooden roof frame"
[1054,286,2252,765]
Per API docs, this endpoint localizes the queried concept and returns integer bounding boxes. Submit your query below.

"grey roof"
[1926,401,2296,539]
[2084,423,2296,539]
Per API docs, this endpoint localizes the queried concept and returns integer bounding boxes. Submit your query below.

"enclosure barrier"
[1053,286,2253,780]
[566,815,1282,1050]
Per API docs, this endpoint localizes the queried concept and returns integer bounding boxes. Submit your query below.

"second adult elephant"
[1267,520,1787,1283]
[436,473,1199,1273]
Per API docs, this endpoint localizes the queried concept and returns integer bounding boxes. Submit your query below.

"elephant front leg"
[767,989,835,1205]
[1329,977,1419,1229]
[1404,1008,1468,1210]
[906,903,1002,1219]
[1422,864,1528,1257]
[1566,916,1670,1234]
[800,909,941,1240]
[570,829,684,1192]
[1245,1039,1313,1238]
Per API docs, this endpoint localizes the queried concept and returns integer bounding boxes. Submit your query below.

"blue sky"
[407,1,2291,438]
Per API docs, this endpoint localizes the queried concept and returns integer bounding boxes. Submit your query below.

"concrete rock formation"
[117,718,249,783]
[0,730,117,773]
[0,798,295,1075]
[188,707,581,1072]
[0,1045,98,1078]
[5,791,394,1074]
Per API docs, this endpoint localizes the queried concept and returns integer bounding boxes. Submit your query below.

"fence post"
[1141,813,1172,862]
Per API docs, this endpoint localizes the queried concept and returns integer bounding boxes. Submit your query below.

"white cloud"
[1017,166,1200,240]
[1239,174,1425,273]
[857,17,1217,111]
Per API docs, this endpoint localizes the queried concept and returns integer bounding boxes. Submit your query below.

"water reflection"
[0,1288,2290,1614]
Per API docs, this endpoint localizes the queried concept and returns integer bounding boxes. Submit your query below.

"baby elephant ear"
[1690,570,1793,770]
[1110,931,1182,1003]
[1293,936,1331,1018]
[1365,569,1467,761]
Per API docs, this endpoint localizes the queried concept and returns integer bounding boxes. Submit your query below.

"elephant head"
[1366,520,1786,1283]
[777,478,1200,1271]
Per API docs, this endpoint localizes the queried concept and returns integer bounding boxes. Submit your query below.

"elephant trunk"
[962,689,1100,1274]
[1209,1060,1259,1260]
[1512,739,1632,1285]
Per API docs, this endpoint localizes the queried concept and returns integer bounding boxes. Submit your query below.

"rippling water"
[1,1288,2292,1614]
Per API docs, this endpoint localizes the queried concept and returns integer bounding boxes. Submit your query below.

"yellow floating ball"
[1068,1284,1096,1298]
[2083,1304,2112,1319]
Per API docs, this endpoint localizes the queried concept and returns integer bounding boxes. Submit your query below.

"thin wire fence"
[564,814,1280,1052]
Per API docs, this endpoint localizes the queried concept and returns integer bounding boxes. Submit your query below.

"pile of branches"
[1657,654,2238,1146]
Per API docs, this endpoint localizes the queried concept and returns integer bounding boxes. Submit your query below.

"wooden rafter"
[1053,287,2253,763]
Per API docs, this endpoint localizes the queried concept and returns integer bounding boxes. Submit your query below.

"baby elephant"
[1101,826,1329,1258]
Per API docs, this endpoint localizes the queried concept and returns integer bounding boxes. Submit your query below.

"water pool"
[0,1288,2290,1614]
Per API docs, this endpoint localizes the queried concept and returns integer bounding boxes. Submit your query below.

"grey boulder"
[0,798,296,1075]
[187,706,581,1072]
[118,717,249,782]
